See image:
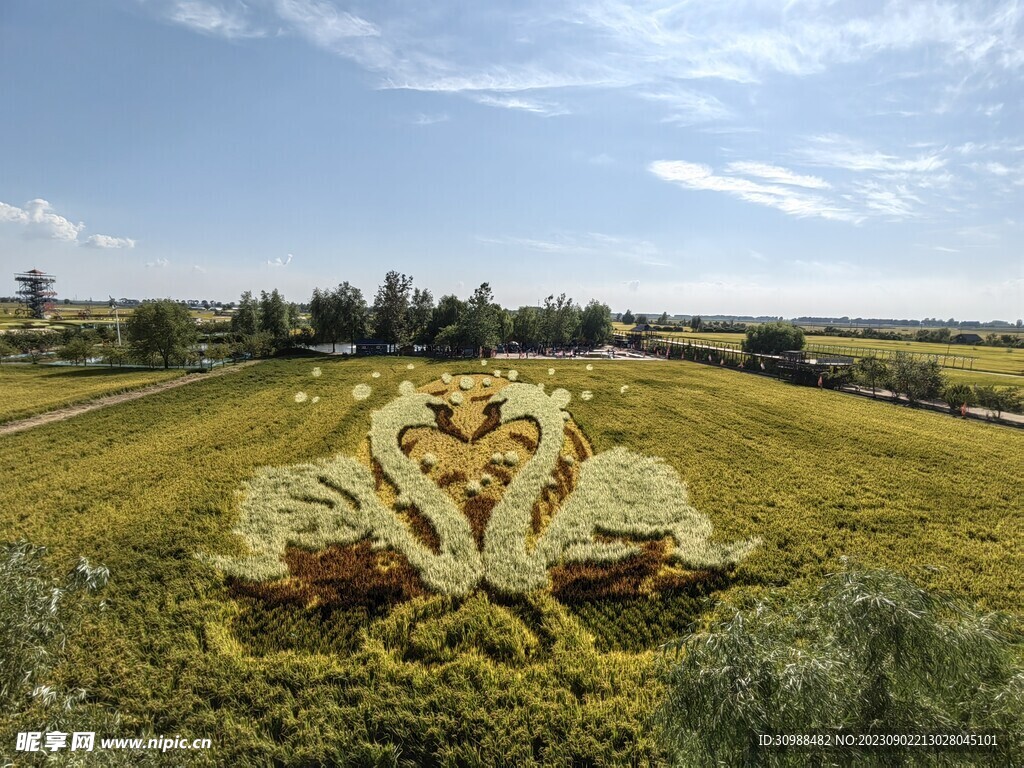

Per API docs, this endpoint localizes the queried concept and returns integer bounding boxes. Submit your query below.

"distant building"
[953,333,983,344]
[355,339,395,355]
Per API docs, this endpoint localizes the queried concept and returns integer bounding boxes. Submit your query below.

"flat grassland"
[0,365,185,424]
[0,357,1019,764]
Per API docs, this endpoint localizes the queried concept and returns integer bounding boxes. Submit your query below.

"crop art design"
[212,376,758,600]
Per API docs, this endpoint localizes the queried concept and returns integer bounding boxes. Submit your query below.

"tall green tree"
[126,299,198,368]
[406,288,435,345]
[259,289,290,343]
[309,287,334,350]
[372,271,414,345]
[428,294,465,341]
[886,353,944,405]
[744,321,805,355]
[497,309,514,346]
[231,291,260,336]
[57,335,94,366]
[312,282,369,350]
[513,306,542,347]
[579,300,612,345]
[621,309,635,325]
[541,294,580,347]
[656,311,669,325]
[854,356,889,398]
[335,282,369,345]
[458,283,500,352]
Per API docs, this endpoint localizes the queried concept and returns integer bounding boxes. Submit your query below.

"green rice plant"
[0,365,184,424]
[1,356,1020,765]
[1,541,109,716]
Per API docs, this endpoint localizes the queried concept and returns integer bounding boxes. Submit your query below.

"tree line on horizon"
[305,271,613,353]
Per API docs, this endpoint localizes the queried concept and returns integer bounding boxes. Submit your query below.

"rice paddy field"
[0,365,185,424]
[1,356,1021,765]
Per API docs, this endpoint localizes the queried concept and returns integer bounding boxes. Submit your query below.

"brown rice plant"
[657,564,1024,766]
[211,377,758,596]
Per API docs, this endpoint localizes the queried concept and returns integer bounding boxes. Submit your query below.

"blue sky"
[1,0,1022,319]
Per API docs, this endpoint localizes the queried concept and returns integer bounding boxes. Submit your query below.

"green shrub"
[658,565,1024,766]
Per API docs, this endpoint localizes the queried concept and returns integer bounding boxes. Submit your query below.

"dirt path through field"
[0,361,260,437]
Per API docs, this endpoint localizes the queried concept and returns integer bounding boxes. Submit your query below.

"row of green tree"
[308,272,613,352]
[853,355,1022,415]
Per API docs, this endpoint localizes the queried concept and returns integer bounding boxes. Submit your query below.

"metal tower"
[15,269,57,318]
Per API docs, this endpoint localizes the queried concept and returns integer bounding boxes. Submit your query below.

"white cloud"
[725,161,831,190]
[193,265,207,273]
[649,160,862,223]
[797,135,947,173]
[639,87,733,124]
[146,258,170,268]
[625,279,640,292]
[168,1,264,39]
[267,253,294,266]
[273,0,379,48]
[82,234,136,249]
[0,198,84,241]
[1,198,141,247]
[473,94,569,116]
[852,181,922,219]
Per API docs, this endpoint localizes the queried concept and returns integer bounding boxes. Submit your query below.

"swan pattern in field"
[211,378,759,596]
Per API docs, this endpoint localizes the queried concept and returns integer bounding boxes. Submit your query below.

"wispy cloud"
[411,112,449,126]
[638,86,733,124]
[146,258,170,268]
[478,231,672,267]
[725,161,831,190]
[473,94,569,116]
[852,181,922,219]
[267,253,294,266]
[167,1,264,39]
[649,160,862,223]
[273,0,379,48]
[148,0,1024,138]
[796,135,947,173]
